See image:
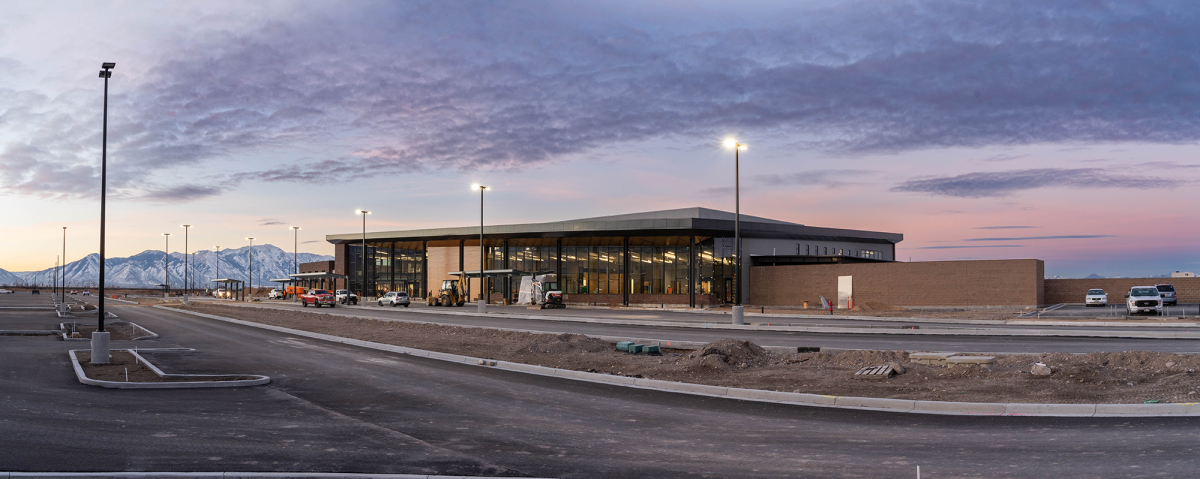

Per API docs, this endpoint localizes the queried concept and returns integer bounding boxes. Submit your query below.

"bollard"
[732,305,744,325]
[90,331,110,364]
[477,299,486,313]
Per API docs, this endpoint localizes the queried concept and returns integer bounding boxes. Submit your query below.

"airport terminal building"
[326,207,903,307]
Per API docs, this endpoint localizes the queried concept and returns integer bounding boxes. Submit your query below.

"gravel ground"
[170,302,1200,404]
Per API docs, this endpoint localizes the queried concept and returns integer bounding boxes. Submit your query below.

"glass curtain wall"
[349,242,424,297]
[561,246,623,294]
[627,246,690,294]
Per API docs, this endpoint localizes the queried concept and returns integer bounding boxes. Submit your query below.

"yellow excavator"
[427,279,467,307]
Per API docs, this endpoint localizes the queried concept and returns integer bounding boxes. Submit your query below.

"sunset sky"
[2,0,1198,278]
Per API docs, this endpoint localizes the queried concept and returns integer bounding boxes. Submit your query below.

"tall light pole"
[473,185,489,311]
[723,139,746,324]
[356,210,370,298]
[291,226,301,302]
[246,238,255,301]
[214,246,221,298]
[163,233,171,298]
[62,227,67,302]
[96,61,114,345]
[54,257,59,299]
[181,225,191,300]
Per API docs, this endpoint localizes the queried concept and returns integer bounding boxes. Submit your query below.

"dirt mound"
[684,339,769,370]
[806,350,909,368]
[520,333,612,355]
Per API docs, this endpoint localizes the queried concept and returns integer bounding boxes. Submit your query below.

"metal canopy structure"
[211,278,244,301]
[447,269,550,278]
[288,272,347,293]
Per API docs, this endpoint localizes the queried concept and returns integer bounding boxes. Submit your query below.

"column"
[622,237,629,307]
[689,236,696,308]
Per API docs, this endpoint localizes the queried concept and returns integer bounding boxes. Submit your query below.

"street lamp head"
[101,62,115,70]
[723,139,747,150]
[181,224,192,228]
[356,210,371,215]
[473,184,489,191]
[162,233,171,236]
[290,226,301,230]
[98,70,111,78]
[246,237,255,240]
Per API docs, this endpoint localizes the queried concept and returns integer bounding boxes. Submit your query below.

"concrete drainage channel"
[159,306,1200,417]
[67,348,270,389]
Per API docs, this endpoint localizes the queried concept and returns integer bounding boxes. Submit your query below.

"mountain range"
[0,244,333,289]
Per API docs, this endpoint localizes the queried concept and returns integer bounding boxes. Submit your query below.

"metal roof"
[326,207,903,245]
[289,272,348,280]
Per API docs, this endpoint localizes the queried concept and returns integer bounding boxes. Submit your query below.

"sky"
[1,0,1198,278]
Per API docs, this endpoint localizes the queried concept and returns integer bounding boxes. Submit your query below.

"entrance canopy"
[210,278,245,301]
[288,272,348,281]
[449,269,552,278]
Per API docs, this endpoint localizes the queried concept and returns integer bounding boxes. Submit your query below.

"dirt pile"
[682,339,769,370]
[851,302,906,312]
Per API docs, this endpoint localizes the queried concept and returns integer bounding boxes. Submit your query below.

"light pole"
[54,256,58,300]
[246,238,254,301]
[291,226,301,302]
[473,185,489,311]
[181,225,191,301]
[96,61,114,359]
[356,210,370,299]
[163,233,171,298]
[723,139,746,324]
[62,227,66,302]
[214,246,221,298]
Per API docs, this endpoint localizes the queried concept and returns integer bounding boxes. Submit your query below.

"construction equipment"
[428,279,466,307]
[518,273,564,309]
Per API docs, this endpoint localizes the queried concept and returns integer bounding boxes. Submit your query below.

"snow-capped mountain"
[0,267,21,285]
[6,244,332,288]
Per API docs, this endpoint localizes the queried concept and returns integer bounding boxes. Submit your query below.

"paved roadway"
[212,300,1200,354]
[3,296,1200,477]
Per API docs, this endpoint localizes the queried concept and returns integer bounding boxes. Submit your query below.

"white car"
[82,291,90,296]
[1126,286,1163,315]
[0,289,13,294]
[378,291,411,307]
[1084,289,1107,306]
[268,289,286,299]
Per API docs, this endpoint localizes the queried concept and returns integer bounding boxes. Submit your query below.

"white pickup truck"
[268,289,286,299]
[1126,286,1163,315]
[336,289,358,305]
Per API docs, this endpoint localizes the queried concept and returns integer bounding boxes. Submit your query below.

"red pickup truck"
[300,289,337,308]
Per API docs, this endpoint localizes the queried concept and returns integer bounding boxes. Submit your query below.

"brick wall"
[1044,278,1200,304]
[299,261,334,273]
[748,259,1045,308]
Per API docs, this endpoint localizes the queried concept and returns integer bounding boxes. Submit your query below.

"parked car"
[1155,284,1178,306]
[336,289,358,305]
[378,291,411,307]
[1126,286,1163,315]
[31,289,39,294]
[300,289,336,307]
[1085,289,1107,306]
[70,290,77,295]
[268,289,286,300]
[213,288,228,299]
[82,291,90,296]
[0,289,13,294]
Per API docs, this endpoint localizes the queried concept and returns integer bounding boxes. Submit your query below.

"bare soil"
[171,302,1200,404]
[75,351,254,382]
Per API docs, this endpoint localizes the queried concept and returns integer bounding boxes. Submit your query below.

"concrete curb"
[60,322,159,341]
[157,305,1200,417]
[222,301,1200,340]
[0,473,546,478]
[68,348,270,389]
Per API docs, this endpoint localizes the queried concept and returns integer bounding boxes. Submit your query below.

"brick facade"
[748,259,1045,308]
[1043,278,1200,304]
[299,261,334,273]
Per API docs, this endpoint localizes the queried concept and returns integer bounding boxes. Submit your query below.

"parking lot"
[1029,303,1200,319]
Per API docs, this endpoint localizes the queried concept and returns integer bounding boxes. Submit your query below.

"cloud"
[137,184,223,201]
[754,169,871,188]
[973,226,1038,230]
[965,235,1115,241]
[10,1,1200,199]
[918,245,1024,249]
[301,240,321,244]
[891,168,1185,198]
[259,219,285,226]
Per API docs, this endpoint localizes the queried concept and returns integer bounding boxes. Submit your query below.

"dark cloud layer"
[7,1,1200,199]
[974,226,1038,230]
[892,168,1185,198]
[966,235,1115,241]
[918,245,1024,249]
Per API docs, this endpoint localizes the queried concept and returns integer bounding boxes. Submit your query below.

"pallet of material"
[853,365,895,380]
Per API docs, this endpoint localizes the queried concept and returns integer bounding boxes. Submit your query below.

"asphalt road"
[216,300,1200,354]
[3,299,1200,477]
